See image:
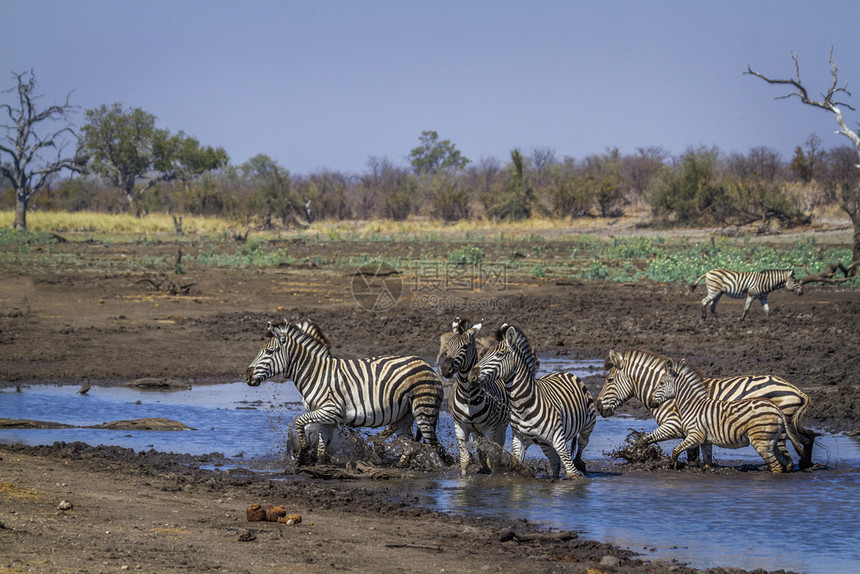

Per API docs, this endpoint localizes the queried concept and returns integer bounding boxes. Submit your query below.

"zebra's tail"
[689,272,708,293]
[790,393,817,469]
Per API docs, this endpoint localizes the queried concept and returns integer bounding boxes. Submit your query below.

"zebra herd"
[245,301,814,479]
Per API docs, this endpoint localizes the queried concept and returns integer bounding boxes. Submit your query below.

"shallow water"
[2,358,859,574]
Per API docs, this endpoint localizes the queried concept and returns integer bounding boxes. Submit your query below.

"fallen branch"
[800,260,859,284]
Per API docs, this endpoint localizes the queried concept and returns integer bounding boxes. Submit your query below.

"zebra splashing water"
[597,348,815,469]
[244,319,444,462]
[690,268,803,320]
[439,318,511,476]
[470,324,596,479]
[649,358,802,473]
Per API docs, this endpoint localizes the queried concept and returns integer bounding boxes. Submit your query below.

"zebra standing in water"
[649,358,801,473]
[597,348,815,469]
[438,318,510,476]
[690,268,803,320]
[244,320,444,462]
[471,324,596,479]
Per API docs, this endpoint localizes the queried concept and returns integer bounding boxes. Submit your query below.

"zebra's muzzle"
[245,367,263,387]
[595,399,614,417]
[439,357,455,379]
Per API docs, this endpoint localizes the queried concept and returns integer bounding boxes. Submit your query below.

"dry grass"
[0,211,236,235]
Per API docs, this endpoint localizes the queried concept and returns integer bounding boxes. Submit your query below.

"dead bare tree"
[0,71,86,230]
[746,48,860,273]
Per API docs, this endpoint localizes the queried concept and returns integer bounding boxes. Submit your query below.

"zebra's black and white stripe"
[690,268,803,320]
[650,358,801,473]
[471,324,596,479]
[597,348,815,468]
[438,318,510,476]
[244,320,444,461]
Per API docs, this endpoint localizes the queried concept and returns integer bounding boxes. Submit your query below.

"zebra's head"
[439,318,482,380]
[469,324,522,388]
[652,358,683,407]
[244,321,290,387]
[785,270,803,296]
[596,349,637,417]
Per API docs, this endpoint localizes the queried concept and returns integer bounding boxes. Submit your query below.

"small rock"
[58,500,73,511]
[237,529,256,542]
[599,555,620,568]
[277,514,302,525]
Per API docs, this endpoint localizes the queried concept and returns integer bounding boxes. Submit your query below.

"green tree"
[483,149,533,221]
[80,103,226,214]
[0,71,85,230]
[649,146,726,224]
[241,154,300,228]
[409,130,469,175]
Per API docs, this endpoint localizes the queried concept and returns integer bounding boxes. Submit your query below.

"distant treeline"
[3,140,857,229]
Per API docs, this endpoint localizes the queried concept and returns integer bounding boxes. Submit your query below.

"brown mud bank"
[0,442,798,574]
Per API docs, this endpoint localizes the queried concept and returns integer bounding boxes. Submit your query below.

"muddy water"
[2,359,860,574]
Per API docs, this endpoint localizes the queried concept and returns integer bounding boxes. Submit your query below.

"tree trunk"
[852,210,860,271]
[14,194,28,230]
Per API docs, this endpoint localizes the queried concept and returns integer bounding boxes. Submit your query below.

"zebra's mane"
[496,322,539,377]
[605,347,669,371]
[288,320,332,358]
[674,359,708,394]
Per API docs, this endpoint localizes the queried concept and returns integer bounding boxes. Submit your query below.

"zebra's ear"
[607,349,625,369]
[665,358,677,374]
[504,325,518,347]
[270,324,284,343]
[467,323,482,338]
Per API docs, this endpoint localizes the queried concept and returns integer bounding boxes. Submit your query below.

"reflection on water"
[2,358,860,574]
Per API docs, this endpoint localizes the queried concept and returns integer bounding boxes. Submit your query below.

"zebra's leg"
[761,296,770,317]
[670,432,706,470]
[700,443,714,466]
[573,420,595,474]
[453,423,471,476]
[741,295,756,321]
[750,431,786,473]
[550,433,584,479]
[483,423,508,474]
[641,423,684,447]
[702,291,722,320]
[511,433,527,463]
[539,443,563,479]
[316,424,335,463]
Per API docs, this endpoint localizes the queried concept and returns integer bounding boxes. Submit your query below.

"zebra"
[649,357,802,473]
[596,348,815,469]
[437,318,510,476]
[690,268,803,320]
[244,319,444,462]
[470,324,596,479]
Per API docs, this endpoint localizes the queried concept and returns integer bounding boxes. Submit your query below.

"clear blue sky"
[3,1,859,175]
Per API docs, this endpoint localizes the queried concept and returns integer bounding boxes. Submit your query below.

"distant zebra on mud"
[244,320,444,462]
[471,324,596,479]
[438,318,511,476]
[650,358,801,473]
[690,269,803,320]
[597,348,815,469]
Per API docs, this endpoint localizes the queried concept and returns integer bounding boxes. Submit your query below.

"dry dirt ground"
[1,232,858,573]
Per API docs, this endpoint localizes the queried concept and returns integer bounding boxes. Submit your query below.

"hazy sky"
[3,1,860,175]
